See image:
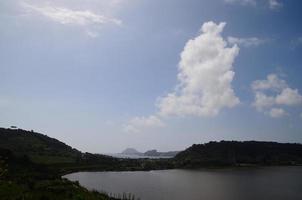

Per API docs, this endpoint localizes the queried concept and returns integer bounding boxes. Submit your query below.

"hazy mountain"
[121,148,179,157]
[121,148,143,155]
[144,149,179,157]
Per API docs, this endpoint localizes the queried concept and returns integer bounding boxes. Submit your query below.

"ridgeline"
[174,141,302,168]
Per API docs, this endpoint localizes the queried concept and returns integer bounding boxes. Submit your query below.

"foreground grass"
[0,179,115,200]
[0,149,128,200]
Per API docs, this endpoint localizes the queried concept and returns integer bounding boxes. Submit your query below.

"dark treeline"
[174,141,302,168]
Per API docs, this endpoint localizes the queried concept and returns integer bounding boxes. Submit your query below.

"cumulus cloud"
[157,21,240,117]
[251,74,287,91]
[275,88,302,106]
[269,108,287,118]
[123,115,165,133]
[252,92,275,111]
[227,37,266,47]
[251,73,302,117]
[124,21,240,133]
[21,2,122,37]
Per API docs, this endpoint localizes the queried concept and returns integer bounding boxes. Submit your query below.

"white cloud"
[268,0,282,9]
[225,0,282,9]
[86,30,99,38]
[21,2,122,37]
[269,108,287,118]
[124,21,240,133]
[227,37,266,47]
[291,37,302,49]
[123,115,165,133]
[224,0,256,5]
[251,74,287,91]
[252,92,275,111]
[275,88,302,106]
[251,73,302,118]
[157,21,240,117]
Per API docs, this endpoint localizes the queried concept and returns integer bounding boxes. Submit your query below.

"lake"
[64,167,302,200]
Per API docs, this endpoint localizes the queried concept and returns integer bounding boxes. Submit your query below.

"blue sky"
[1,0,302,153]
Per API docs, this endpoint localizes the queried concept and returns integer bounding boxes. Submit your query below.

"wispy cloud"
[224,0,256,6]
[225,0,283,10]
[228,37,267,47]
[123,115,165,133]
[269,108,287,118]
[21,2,122,37]
[268,0,282,9]
[291,37,302,49]
[251,73,302,118]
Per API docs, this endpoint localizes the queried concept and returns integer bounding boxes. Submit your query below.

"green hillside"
[0,147,126,200]
[0,128,172,174]
[174,141,302,168]
[0,128,123,172]
[0,128,82,164]
[0,128,140,200]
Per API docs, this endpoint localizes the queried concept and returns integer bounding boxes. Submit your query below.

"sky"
[1,0,302,153]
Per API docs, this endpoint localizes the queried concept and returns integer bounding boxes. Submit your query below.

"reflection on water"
[64,167,302,200]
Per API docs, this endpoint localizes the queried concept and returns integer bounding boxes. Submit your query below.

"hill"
[0,128,142,200]
[0,128,172,173]
[121,148,143,156]
[0,128,118,167]
[0,128,82,164]
[174,141,302,168]
[0,147,128,200]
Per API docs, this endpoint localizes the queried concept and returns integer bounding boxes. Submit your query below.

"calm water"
[64,167,302,200]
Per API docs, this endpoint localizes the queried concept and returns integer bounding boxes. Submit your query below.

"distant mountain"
[121,148,143,155]
[174,141,302,168]
[121,148,179,157]
[144,149,179,157]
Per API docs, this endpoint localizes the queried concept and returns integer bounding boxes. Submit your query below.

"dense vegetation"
[0,128,175,200]
[0,128,159,200]
[174,141,302,168]
[0,147,123,200]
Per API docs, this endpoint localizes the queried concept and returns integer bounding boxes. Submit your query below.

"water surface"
[64,167,302,200]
